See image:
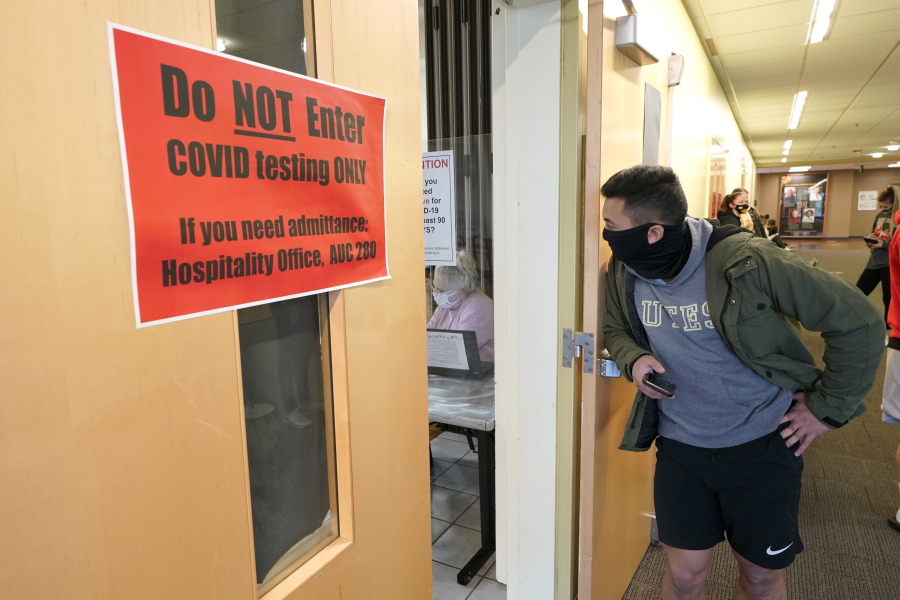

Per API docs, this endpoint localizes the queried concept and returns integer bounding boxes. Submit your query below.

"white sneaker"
[284,407,312,429]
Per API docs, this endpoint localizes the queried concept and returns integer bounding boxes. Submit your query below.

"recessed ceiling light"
[781,158,787,163]
[783,140,793,150]
[783,150,790,156]
[888,145,900,152]
[890,163,900,168]
[808,0,837,44]
[788,91,808,129]
[789,166,812,172]
[872,153,884,158]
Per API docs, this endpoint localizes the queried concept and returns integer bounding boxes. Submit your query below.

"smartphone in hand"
[643,372,676,398]
[864,235,881,245]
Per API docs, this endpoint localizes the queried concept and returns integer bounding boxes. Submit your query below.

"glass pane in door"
[214,0,337,592]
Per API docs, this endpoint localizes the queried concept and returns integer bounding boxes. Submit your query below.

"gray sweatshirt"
[631,218,793,448]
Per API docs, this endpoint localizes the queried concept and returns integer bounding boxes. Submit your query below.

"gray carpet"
[621,243,900,600]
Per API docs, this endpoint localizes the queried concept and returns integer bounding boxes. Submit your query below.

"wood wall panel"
[825,171,854,238]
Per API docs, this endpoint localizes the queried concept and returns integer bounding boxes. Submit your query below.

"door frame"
[490,1,585,597]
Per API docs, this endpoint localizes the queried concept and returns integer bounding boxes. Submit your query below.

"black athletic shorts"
[654,426,804,570]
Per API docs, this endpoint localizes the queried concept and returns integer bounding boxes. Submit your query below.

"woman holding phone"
[857,187,899,328]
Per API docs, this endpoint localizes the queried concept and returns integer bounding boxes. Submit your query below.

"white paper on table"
[426,331,469,370]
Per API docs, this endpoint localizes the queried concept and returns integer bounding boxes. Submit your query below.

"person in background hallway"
[733,187,768,239]
[602,165,883,600]
[717,191,753,232]
[427,249,494,362]
[765,218,789,250]
[881,207,900,533]
[856,187,899,328]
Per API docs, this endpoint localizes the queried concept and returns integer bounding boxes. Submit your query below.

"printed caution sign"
[109,25,389,327]
[422,151,456,266]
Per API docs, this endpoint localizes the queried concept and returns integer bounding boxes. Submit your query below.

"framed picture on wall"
[779,173,828,237]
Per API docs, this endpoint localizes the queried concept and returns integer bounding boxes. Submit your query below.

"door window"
[214,1,338,593]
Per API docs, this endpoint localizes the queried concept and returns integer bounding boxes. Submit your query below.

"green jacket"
[604,225,884,452]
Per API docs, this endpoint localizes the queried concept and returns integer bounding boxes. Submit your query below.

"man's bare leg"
[731,550,786,600]
[662,546,714,600]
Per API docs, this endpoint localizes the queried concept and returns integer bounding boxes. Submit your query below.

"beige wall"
[624,4,754,216]
[757,169,900,238]
[756,173,782,219]
[1,1,430,599]
[827,171,856,238]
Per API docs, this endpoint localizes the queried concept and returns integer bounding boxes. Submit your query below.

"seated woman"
[718,189,760,234]
[427,250,494,363]
[765,218,788,249]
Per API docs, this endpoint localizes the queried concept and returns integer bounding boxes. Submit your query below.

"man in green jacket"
[602,165,883,600]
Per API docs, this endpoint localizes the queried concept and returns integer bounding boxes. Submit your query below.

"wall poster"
[422,151,457,266]
[858,190,879,211]
[109,24,389,327]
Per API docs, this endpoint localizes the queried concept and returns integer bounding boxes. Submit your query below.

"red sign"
[109,25,388,327]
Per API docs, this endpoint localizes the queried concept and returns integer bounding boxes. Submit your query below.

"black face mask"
[602,221,692,280]
[735,204,749,212]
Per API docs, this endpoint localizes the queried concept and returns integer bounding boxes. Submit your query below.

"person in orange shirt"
[881,200,900,533]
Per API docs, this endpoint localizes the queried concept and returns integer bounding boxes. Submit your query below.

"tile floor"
[431,432,506,600]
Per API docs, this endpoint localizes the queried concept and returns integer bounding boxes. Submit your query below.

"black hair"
[600,165,688,226]
[879,188,895,205]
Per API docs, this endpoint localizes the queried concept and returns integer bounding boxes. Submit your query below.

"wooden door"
[577,3,659,599]
[0,1,431,599]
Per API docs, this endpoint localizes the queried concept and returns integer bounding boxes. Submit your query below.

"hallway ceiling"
[682,0,900,168]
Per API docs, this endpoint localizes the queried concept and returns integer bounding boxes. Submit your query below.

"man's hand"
[779,391,831,456]
[631,355,672,400]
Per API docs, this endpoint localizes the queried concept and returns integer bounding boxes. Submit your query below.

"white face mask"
[432,289,463,309]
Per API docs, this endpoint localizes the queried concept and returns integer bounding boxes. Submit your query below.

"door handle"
[597,350,621,378]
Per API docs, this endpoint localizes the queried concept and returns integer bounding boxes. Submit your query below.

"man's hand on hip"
[631,355,671,400]
[779,391,830,456]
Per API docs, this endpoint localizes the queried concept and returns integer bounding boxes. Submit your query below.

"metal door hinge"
[562,329,595,374]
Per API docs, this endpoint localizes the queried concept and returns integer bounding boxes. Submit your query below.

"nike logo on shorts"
[766,542,793,556]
